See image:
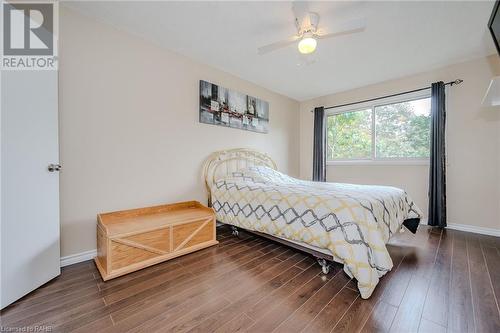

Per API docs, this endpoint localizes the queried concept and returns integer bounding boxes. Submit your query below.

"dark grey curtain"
[312,106,326,182]
[428,81,447,227]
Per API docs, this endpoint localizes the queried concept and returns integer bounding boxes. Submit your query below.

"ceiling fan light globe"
[298,37,317,54]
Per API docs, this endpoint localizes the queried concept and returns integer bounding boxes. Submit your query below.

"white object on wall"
[482,76,500,106]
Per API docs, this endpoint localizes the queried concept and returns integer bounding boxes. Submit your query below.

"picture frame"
[199,80,269,133]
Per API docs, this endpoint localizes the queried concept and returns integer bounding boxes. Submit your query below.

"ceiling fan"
[257,2,366,56]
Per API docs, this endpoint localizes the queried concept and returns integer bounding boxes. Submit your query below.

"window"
[327,109,372,160]
[327,94,431,163]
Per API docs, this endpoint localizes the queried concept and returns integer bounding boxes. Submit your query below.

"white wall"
[299,56,500,232]
[325,165,429,218]
[59,8,300,257]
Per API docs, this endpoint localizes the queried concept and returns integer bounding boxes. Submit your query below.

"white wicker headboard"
[203,148,277,204]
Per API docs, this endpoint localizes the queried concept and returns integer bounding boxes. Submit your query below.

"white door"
[1,70,60,309]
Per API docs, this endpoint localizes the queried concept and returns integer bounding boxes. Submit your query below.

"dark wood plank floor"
[1,225,499,333]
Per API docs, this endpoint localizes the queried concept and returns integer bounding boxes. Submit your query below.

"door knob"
[48,164,62,172]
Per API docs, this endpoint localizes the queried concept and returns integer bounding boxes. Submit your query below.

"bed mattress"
[210,166,422,299]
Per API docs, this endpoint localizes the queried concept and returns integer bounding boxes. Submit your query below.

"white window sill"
[327,160,430,166]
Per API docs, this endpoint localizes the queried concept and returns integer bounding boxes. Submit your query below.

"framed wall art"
[199,80,269,133]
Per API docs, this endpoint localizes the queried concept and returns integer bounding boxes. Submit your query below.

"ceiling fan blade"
[292,2,310,20]
[292,1,310,31]
[316,18,366,39]
[257,35,300,55]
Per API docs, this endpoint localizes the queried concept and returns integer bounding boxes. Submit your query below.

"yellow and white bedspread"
[210,166,422,299]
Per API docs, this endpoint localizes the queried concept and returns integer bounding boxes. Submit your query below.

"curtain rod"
[311,79,463,112]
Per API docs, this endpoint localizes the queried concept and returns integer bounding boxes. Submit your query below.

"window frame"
[326,90,431,166]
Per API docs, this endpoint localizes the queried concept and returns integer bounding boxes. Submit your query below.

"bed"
[203,148,422,299]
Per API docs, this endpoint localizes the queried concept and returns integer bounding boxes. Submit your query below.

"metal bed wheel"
[230,225,240,238]
[317,258,330,275]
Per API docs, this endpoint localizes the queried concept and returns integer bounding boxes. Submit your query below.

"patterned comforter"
[210,166,422,299]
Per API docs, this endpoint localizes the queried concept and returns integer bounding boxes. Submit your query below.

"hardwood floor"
[1,225,499,333]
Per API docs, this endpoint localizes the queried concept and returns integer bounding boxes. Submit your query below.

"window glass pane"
[375,98,431,158]
[327,109,372,160]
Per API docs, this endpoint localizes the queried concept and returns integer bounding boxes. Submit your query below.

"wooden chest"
[94,201,218,280]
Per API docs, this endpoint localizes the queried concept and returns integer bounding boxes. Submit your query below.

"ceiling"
[64,1,497,101]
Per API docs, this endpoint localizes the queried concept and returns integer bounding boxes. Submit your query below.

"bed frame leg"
[317,258,330,275]
[230,226,239,238]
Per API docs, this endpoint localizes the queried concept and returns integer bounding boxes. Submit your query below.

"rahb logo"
[1,1,58,70]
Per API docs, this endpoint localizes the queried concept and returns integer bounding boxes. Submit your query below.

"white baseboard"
[420,219,500,237]
[446,223,500,237]
[60,249,97,267]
